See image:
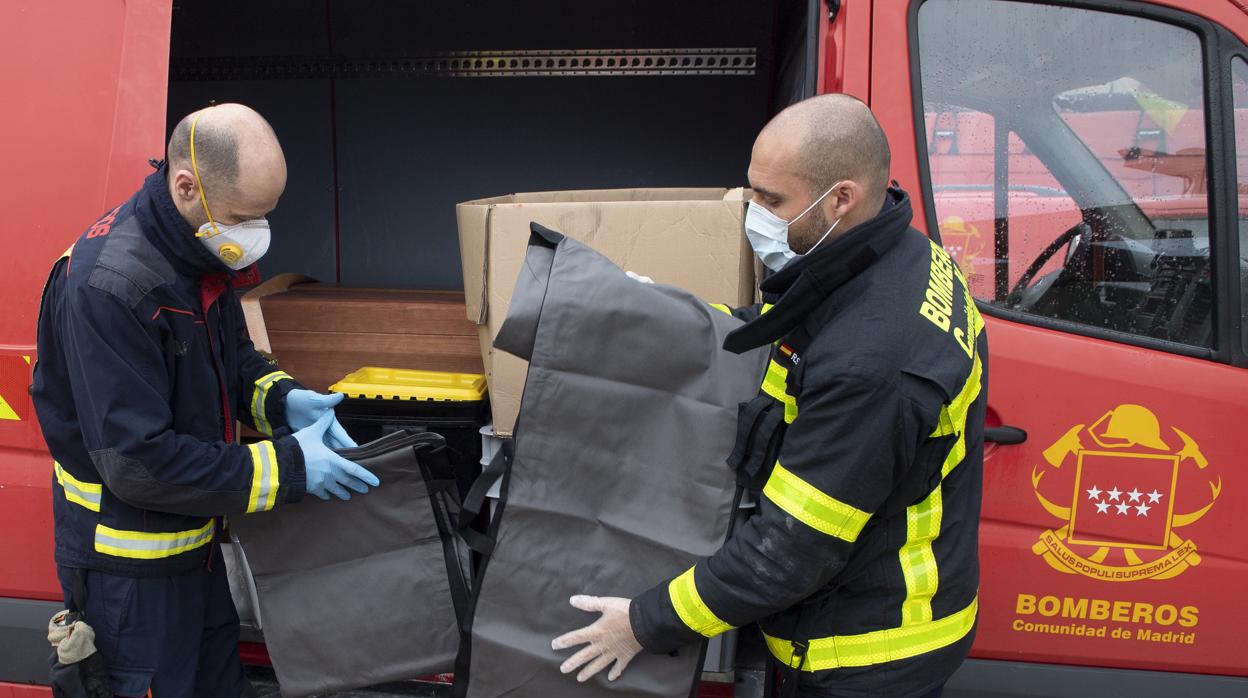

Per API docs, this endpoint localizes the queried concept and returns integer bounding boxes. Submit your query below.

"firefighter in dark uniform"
[33,104,380,697]
[553,95,986,697]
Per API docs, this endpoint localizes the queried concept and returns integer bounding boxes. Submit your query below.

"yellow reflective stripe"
[668,567,734,637]
[901,324,983,627]
[761,303,775,315]
[931,354,983,478]
[246,441,280,513]
[251,371,292,436]
[54,461,102,513]
[764,597,978,671]
[94,520,215,560]
[762,463,871,542]
[708,303,732,315]
[900,484,943,625]
[760,360,798,424]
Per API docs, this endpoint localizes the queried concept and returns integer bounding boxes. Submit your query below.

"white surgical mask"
[197,219,272,270]
[188,112,272,270]
[745,182,842,271]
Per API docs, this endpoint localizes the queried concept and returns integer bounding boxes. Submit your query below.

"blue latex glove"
[285,389,357,450]
[293,412,380,501]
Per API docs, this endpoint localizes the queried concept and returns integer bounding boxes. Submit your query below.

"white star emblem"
[1107,487,1123,502]
[1115,503,1130,515]
[1087,486,1102,500]
[1147,489,1163,503]
[1127,488,1143,503]
[1095,501,1110,514]
[1135,503,1151,517]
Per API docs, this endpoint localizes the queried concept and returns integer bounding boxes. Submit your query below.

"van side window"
[1231,57,1248,352]
[916,0,1213,349]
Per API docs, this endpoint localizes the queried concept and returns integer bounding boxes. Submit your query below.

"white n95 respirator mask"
[744,182,843,272]
[197,219,272,270]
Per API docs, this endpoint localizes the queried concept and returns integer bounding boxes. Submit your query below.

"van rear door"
[0,0,171,607]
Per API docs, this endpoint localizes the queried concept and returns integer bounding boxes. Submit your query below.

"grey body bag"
[231,430,470,697]
[454,225,768,697]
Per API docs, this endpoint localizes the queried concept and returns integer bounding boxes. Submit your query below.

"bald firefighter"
[554,95,986,697]
[33,104,379,697]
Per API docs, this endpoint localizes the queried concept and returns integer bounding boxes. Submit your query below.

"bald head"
[166,103,287,230]
[768,94,890,200]
[748,94,892,254]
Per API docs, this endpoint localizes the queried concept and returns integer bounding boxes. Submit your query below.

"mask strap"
[791,180,843,225]
[189,113,220,239]
[806,217,842,256]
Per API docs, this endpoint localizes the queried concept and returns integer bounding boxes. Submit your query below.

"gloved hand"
[285,389,357,449]
[293,411,379,501]
[625,271,654,284]
[552,595,642,683]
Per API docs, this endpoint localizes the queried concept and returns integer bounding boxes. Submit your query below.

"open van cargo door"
[0,0,172,603]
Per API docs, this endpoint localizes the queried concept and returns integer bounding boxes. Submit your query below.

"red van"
[2,1,1245,695]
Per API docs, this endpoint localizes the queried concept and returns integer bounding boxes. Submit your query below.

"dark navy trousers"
[57,544,246,698]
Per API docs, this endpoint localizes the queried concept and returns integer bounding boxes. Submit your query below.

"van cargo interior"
[166,0,816,289]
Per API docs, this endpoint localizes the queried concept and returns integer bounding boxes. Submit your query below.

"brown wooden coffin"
[242,274,484,393]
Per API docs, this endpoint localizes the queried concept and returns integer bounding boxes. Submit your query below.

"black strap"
[413,439,473,625]
[454,448,507,556]
[69,569,87,615]
[451,439,513,698]
[777,640,808,698]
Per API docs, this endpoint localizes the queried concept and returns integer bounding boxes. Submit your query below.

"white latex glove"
[625,271,654,284]
[551,595,642,683]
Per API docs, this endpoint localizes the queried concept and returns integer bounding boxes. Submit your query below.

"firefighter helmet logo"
[1030,404,1220,581]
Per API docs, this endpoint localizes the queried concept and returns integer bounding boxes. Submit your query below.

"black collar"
[723,186,913,353]
[135,165,233,278]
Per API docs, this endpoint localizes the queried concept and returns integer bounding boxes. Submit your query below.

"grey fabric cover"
[466,228,768,697]
[231,431,469,697]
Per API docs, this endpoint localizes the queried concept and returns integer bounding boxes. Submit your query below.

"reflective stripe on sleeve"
[762,462,871,542]
[94,520,215,560]
[930,353,983,478]
[246,441,280,513]
[251,371,293,436]
[899,484,943,625]
[764,597,977,671]
[760,360,798,424]
[54,461,102,512]
[668,566,734,637]
[708,303,732,315]
[901,311,983,627]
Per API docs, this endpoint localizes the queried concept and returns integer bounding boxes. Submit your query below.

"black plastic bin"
[330,368,489,505]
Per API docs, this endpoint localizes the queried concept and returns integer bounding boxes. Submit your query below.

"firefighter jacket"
[631,187,987,697]
[32,166,307,577]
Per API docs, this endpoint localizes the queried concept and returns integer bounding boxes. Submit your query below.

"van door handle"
[984,425,1027,445]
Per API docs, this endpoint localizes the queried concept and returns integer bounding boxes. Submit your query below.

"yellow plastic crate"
[330,367,487,402]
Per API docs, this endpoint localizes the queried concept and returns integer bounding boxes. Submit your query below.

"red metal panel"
[867,1,930,235]
[972,317,1247,677]
[0,0,172,602]
[0,0,172,347]
[0,683,51,698]
[818,0,873,101]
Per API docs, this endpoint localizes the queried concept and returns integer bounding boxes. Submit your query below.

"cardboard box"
[242,274,484,393]
[456,188,754,436]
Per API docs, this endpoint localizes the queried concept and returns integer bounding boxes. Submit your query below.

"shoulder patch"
[87,217,175,308]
